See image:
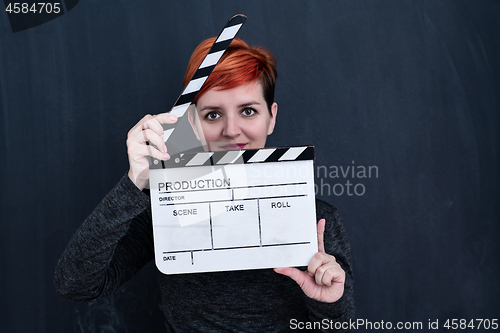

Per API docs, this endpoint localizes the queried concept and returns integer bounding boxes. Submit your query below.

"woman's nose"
[222,116,241,138]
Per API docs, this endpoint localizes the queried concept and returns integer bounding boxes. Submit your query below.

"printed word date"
[442,319,498,330]
[5,3,62,14]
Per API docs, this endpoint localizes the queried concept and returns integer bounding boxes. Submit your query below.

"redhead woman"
[56,37,354,332]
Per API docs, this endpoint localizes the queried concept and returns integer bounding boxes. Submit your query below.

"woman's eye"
[242,108,256,116]
[205,111,220,120]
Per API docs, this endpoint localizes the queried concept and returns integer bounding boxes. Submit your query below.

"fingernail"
[308,272,314,277]
[164,154,170,160]
[161,134,164,139]
[163,146,167,153]
[169,115,177,121]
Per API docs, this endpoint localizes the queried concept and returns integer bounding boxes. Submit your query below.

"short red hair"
[183,37,277,112]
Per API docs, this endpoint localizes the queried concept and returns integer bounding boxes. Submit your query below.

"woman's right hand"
[126,113,178,190]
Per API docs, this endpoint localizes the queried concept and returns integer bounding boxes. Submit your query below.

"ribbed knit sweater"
[55,174,354,332]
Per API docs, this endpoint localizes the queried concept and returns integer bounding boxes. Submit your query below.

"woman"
[55,37,354,332]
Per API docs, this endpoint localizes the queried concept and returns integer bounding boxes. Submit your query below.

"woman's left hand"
[274,219,345,303]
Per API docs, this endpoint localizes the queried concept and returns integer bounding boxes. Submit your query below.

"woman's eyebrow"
[198,105,222,113]
[199,101,261,113]
[238,101,260,108]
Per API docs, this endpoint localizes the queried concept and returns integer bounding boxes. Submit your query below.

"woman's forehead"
[197,80,265,107]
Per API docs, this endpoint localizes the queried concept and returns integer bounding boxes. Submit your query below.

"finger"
[155,113,178,126]
[129,128,164,148]
[321,265,345,287]
[128,141,169,161]
[317,219,326,253]
[128,114,155,137]
[314,262,338,287]
[142,116,166,137]
[131,118,169,157]
[274,267,310,289]
[127,129,169,160]
[128,113,177,138]
[320,268,334,287]
[308,252,335,277]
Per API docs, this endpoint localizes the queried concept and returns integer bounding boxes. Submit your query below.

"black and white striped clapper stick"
[150,14,247,166]
[149,146,315,170]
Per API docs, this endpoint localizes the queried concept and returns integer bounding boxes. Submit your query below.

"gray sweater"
[55,174,355,332]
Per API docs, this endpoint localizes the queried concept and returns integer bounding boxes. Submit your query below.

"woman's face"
[189,80,277,151]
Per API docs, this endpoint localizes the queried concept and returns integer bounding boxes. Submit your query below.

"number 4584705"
[444,319,498,330]
[5,3,61,14]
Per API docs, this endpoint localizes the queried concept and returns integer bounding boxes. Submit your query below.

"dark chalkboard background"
[1,1,499,332]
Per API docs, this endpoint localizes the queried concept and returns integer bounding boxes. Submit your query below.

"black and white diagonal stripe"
[150,146,315,169]
[162,14,247,142]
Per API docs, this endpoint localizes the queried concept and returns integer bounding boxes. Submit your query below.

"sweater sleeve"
[303,199,355,332]
[54,174,155,301]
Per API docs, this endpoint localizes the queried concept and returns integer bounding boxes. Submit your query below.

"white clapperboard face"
[149,146,318,274]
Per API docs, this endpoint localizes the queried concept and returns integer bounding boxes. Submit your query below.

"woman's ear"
[267,102,278,135]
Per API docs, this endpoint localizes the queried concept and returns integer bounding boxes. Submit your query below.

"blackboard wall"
[1,1,499,332]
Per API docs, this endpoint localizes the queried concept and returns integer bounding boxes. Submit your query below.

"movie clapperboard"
[149,147,318,274]
[149,14,318,274]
